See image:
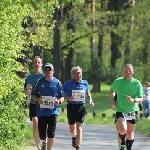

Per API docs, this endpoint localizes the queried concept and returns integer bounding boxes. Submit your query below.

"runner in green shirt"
[110,64,143,150]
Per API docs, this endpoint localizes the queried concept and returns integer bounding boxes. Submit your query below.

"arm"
[126,82,144,103]
[31,95,43,104]
[31,80,42,104]
[126,96,143,103]
[24,83,32,97]
[110,90,116,111]
[64,95,75,100]
[55,97,64,104]
[87,91,94,108]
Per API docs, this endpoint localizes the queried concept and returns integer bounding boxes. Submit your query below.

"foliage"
[1,0,150,149]
[0,87,27,149]
[0,1,31,149]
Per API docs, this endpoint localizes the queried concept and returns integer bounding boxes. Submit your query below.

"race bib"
[123,111,135,120]
[72,90,85,101]
[40,96,55,109]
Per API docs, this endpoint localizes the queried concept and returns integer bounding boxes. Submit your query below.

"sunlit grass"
[58,83,115,126]
[24,125,33,139]
[25,83,150,140]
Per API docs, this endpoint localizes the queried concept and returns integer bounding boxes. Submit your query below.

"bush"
[0,87,27,150]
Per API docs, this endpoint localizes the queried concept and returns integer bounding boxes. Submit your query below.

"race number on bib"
[40,96,54,109]
[123,111,135,120]
[72,90,85,101]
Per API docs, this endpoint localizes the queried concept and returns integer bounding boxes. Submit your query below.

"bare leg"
[69,124,77,137]
[116,123,121,148]
[126,122,135,150]
[47,138,55,150]
[69,124,77,148]
[76,122,83,147]
[32,117,41,150]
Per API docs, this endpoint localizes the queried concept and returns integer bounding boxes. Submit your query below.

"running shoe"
[76,146,80,150]
[41,142,46,150]
[72,138,76,148]
[120,145,126,150]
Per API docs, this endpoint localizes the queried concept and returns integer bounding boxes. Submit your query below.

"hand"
[37,96,43,104]
[126,95,134,103]
[25,89,31,97]
[69,95,76,101]
[111,101,116,111]
[90,100,94,108]
[54,98,60,105]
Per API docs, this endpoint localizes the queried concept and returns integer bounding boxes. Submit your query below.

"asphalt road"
[25,121,150,150]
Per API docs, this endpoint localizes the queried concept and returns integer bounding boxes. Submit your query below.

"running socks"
[76,146,80,150]
[119,133,126,145]
[126,139,134,150]
[72,137,76,148]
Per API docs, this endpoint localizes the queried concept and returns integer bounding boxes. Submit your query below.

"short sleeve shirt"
[25,73,44,104]
[110,77,144,112]
[63,79,89,104]
[31,77,64,117]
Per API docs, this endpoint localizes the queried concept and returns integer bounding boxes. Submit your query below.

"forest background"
[0,0,150,149]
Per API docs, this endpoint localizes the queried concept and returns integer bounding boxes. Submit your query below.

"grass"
[58,83,150,135]
[24,83,150,140]
[24,124,33,139]
[58,84,115,125]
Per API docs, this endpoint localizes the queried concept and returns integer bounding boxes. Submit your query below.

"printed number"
[80,95,84,98]
[44,101,53,107]
[78,95,84,98]
[125,112,134,116]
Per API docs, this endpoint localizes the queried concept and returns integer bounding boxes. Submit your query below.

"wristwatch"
[134,99,136,103]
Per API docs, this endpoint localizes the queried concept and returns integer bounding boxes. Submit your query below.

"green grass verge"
[25,83,150,140]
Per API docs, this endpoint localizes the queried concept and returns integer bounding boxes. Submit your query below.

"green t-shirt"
[110,77,144,113]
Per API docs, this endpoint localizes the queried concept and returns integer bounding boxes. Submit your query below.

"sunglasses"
[44,68,52,71]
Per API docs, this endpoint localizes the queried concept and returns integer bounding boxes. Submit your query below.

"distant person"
[24,56,45,150]
[143,81,150,118]
[31,63,64,150]
[63,66,94,150]
[110,64,143,150]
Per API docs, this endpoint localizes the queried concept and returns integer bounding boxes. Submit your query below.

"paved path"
[24,121,150,150]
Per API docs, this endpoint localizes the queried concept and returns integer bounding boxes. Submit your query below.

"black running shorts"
[29,103,37,121]
[67,103,85,125]
[38,115,58,139]
[116,111,138,124]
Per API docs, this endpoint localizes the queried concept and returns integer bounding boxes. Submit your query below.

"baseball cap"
[44,63,54,69]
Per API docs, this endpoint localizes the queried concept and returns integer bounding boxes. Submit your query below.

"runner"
[63,66,94,150]
[110,64,143,150]
[31,63,64,150]
[24,56,45,150]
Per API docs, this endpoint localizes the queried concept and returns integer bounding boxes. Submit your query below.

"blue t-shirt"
[31,77,64,117]
[24,72,44,104]
[63,79,89,104]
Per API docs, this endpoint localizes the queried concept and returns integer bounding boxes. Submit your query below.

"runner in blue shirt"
[63,66,94,150]
[24,56,44,150]
[31,63,64,150]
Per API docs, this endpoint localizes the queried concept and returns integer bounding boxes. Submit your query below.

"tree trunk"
[124,0,135,65]
[65,47,76,81]
[53,7,63,80]
[90,0,100,92]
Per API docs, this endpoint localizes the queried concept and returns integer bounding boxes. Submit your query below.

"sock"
[72,137,76,140]
[119,133,126,145]
[126,139,134,150]
[76,146,80,150]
